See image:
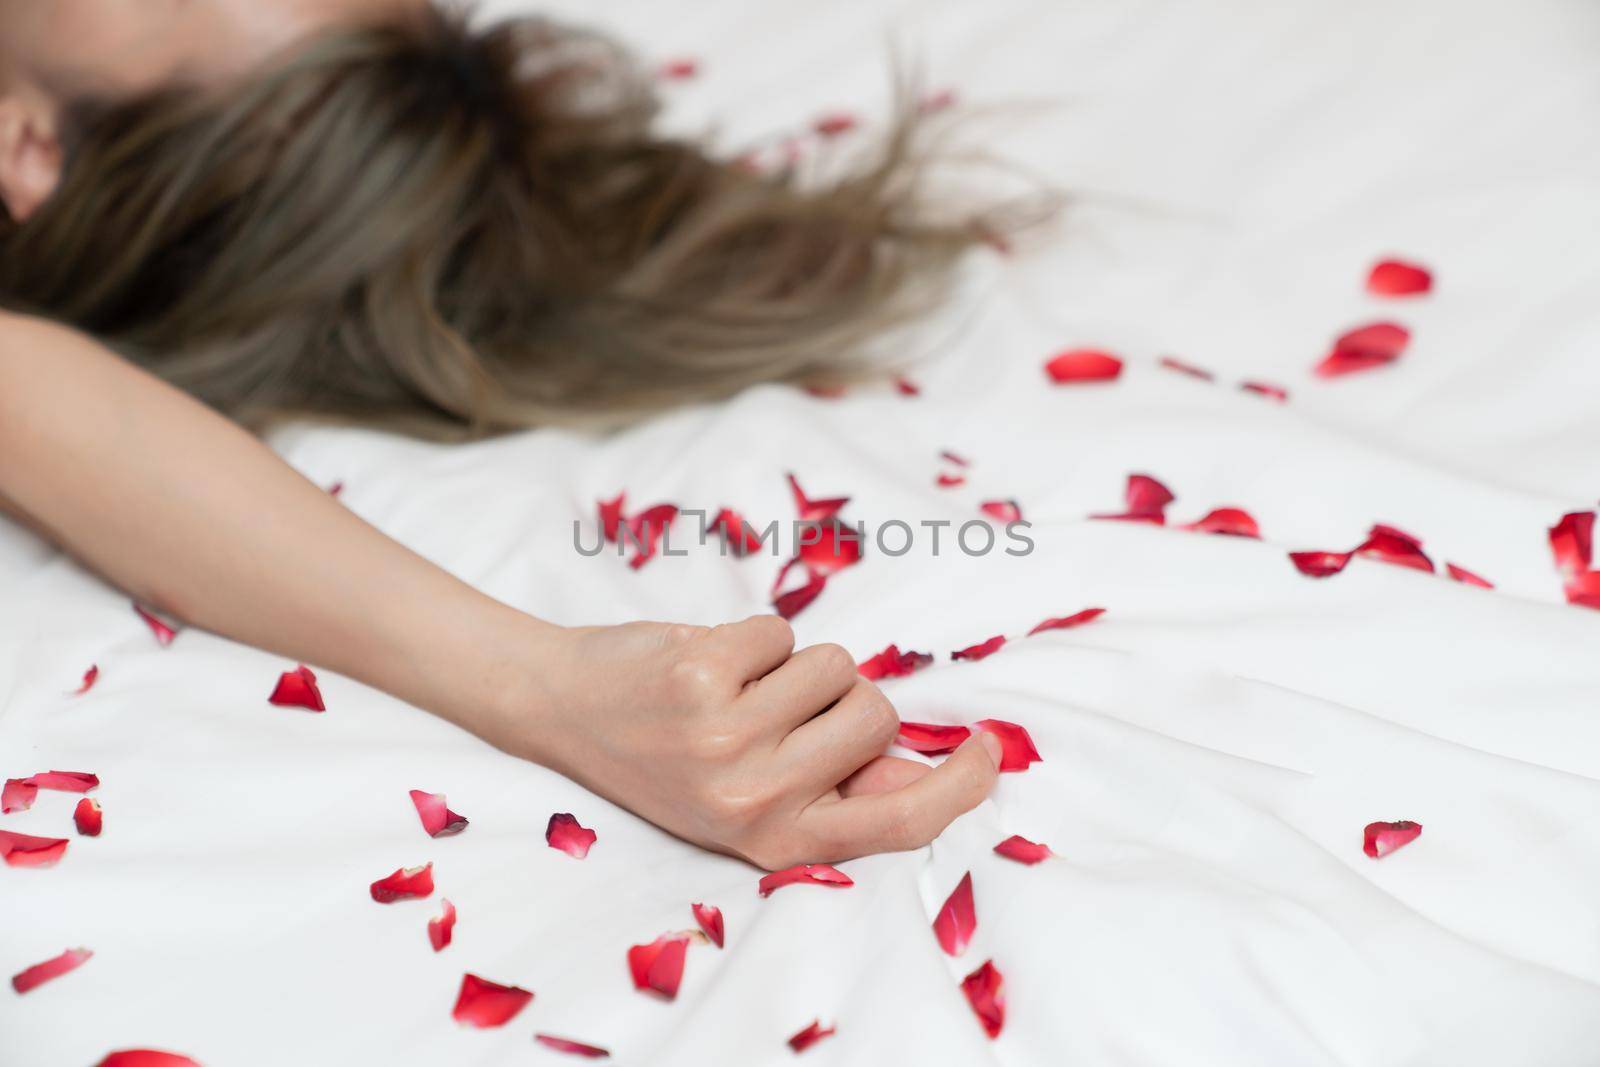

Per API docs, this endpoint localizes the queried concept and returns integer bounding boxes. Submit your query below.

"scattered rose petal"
[894,376,921,397]
[535,1034,611,1058]
[711,509,766,556]
[1045,348,1122,384]
[1549,510,1595,593]
[11,947,92,994]
[1363,820,1422,859]
[96,1052,201,1067]
[546,813,597,859]
[786,473,849,522]
[1180,507,1260,538]
[370,863,434,903]
[973,719,1041,772]
[1240,380,1289,402]
[657,57,698,80]
[994,835,1053,864]
[1158,356,1214,381]
[1093,473,1174,523]
[932,872,976,956]
[812,112,857,138]
[787,1020,837,1053]
[796,519,863,578]
[74,798,102,837]
[691,902,724,948]
[26,770,100,794]
[951,635,1006,662]
[428,898,456,952]
[858,644,934,681]
[627,504,680,570]
[804,383,847,399]
[940,450,970,468]
[327,480,344,497]
[452,973,534,1027]
[1565,569,1600,609]
[1315,321,1410,378]
[1355,523,1434,572]
[1,779,37,813]
[0,829,69,868]
[72,665,99,695]
[598,494,627,542]
[627,934,690,999]
[980,500,1023,524]
[410,789,468,838]
[1027,607,1106,636]
[268,665,325,712]
[920,87,958,113]
[133,603,177,647]
[758,863,854,897]
[1289,550,1353,578]
[773,571,829,620]
[961,960,1005,1039]
[937,473,967,488]
[1445,562,1493,589]
[1366,258,1432,297]
[896,722,972,755]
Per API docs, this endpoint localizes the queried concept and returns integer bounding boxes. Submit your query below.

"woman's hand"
[485,616,1003,870]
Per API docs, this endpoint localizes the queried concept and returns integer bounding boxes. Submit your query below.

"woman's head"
[0,5,1002,437]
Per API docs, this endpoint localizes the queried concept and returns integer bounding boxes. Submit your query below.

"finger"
[839,755,931,798]
[800,733,1002,861]
[740,641,858,732]
[776,678,899,790]
[701,614,796,683]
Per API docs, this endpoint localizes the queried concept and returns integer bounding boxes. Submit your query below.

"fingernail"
[977,731,1003,769]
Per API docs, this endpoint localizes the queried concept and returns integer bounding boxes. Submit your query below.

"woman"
[0,0,1003,870]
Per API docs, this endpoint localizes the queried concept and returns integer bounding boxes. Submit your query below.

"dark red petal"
[428,898,456,952]
[96,1052,201,1067]
[973,719,1041,772]
[1045,348,1122,384]
[994,835,1053,864]
[1315,321,1410,378]
[1445,562,1493,589]
[535,1034,611,1058]
[627,934,690,999]
[11,947,92,994]
[74,797,103,837]
[409,789,469,838]
[691,902,725,948]
[133,603,178,647]
[326,480,345,497]
[1158,355,1214,381]
[980,499,1023,523]
[894,376,921,397]
[0,829,68,868]
[1289,550,1353,577]
[773,571,829,620]
[786,473,850,522]
[626,504,680,570]
[858,644,934,681]
[1,778,37,813]
[896,722,972,755]
[812,112,858,138]
[1240,380,1289,402]
[1363,820,1422,859]
[960,960,1006,1039]
[797,519,863,577]
[757,863,854,897]
[951,635,1007,662]
[598,494,627,543]
[1180,507,1261,538]
[72,665,99,695]
[937,473,967,488]
[1549,511,1594,577]
[546,813,597,859]
[787,1021,837,1053]
[1027,607,1106,636]
[268,665,325,712]
[711,508,766,556]
[656,57,698,80]
[1366,258,1433,297]
[932,872,976,956]
[940,450,971,468]
[452,973,534,1027]
[369,863,434,903]
[1356,524,1434,572]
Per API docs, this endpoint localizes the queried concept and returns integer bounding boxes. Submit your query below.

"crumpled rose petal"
[758,863,854,897]
[896,722,972,755]
[1315,321,1410,378]
[994,835,1053,864]
[1,778,37,813]
[1045,348,1122,384]
[1158,356,1214,381]
[268,665,325,712]
[1240,380,1289,402]
[428,898,456,952]
[772,570,828,620]
[951,636,1006,662]
[11,947,92,994]
[812,112,858,137]
[1445,562,1493,589]
[535,1034,611,1058]
[452,973,534,1027]
[1366,258,1433,297]
[1363,820,1422,858]
[598,494,627,543]
[626,504,680,570]
[787,475,850,523]
[95,1052,201,1067]
[711,509,766,556]
[937,472,967,488]
[1289,550,1353,578]
[627,934,690,999]
[1027,607,1106,636]
[410,789,468,838]
[73,665,99,695]
[691,902,724,948]
[546,813,597,859]
[1549,511,1594,578]
[980,500,1023,524]
[657,57,698,80]
[1565,569,1600,609]
[133,603,178,647]
[1356,523,1434,572]
[1180,507,1260,538]
[973,719,1041,772]
[0,829,69,868]
[787,1020,837,1053]
[858,644,934,681]
[961,960,1005,1039]
[1093,473,1174,524]
[932,871,976,956]
[940,450,970,467]
[370,862,434,903]
[797,519,863,577]
[74,798,102,837]
[29,770,99,793]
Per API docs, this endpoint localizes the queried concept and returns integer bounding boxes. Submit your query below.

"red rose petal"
[452,972,534,1027]
[1045,348,1122,384]
[74,798,103,837]
[409,789,469,838]
[535,1034,611,1058]
[1363,820,1422,859]
[598,494,627,543]
[973,719,1041,772]
[268,665,325,712]
[627,934,690,999]
[772,571,829,620]
[133,603,178,647]
[1355,524,1434,572]
[980,499,1023,524]
[1315,321,1410,378]
[1093,473,1175,523]
[1549,511,1594,578]
[712,508,766,556]
[960,959,1006,1039]
[1240,380,1289,402]
[1366,258,1432,297]
[1,778,37,813]
[812,112,858,138]
[1027,607,1106,636]
[73,664,99,695]
[932,871,976,956]
[858,644,934,681]
[951,635,1006,662]
[96,1052,201,1067]
[1565,569,1600,609]
[546,813,597,859]
[994,834,1053,864]
[28,770,99,793]
[370,862,434,903]
[626,504,680,570]
[940,450,971,468]
[937,472,967,488]
[1289,550,1353,577]
[797,519,863,577]
[787,473,849,523]
[691,902,724,948]
[657,57,698,81]
[758,863,854,897]
[896,722,972,755]
[787,1020,837,1053]
[428,898,456,952]
[894,376,921,397]
[1158,355,1214,381]
[11,947,92,994]
[1445,562,1493,589]
[1180,507,1261,538]
[0,829,69,868]
[804,383,847,400]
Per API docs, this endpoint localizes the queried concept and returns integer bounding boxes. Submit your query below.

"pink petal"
[1366,258,1433,297]
[29,770,99,793]
[758,863,854,897]
[546,813,597,859]
[712,508,766,556]
[812,112,858,138]
[937,473,967,488]
[1180,507,1260,538]
[657,57,699,81]
[691,902,725,948]
[1355,524,1434,572]
[1549,511,1594,577]
[0,829,68,868]
[268,665,325,712]
[74,798,103,837]
[11,947,92,994]
[1240,380,1289,402]
[452,973,534,1027]
[932,871,976,956]
[1027,607,1106,636]
[627,934,690,999]
[1315,321,1410,378]
[896,722,972,755]
[1289,550,1353,577]
[1363,820,1422,859]
[894,376,921,397]
[951,635,1007,662]
[858,644,934,681]
[96,1053,201,1067]
[133,603,178,647]
[598,494,627,543]
[804,383,847,400]
[409,789,469,838]
[787,1020,837,1053]
[980,500,1023,524]
[1,778,37,813]
[535,1034,611,1058]
[973,719,1041,772]
[1158,356,1214,381]
[994,835,1053,864]
[1045,348,1123,384]
[960,959,1006,1038]
[370,863,434,903]
[787,473,849,523]
[428,898,456,952]
[1445,562,1493,589]
[72,665,99,695]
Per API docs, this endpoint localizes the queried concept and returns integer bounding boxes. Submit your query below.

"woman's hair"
[0,9,1011,438]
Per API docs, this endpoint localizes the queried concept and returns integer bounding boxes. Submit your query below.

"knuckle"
[688,729,742,763]
[750,614,795,651]
[809,642,856,682]
[669,653,728,699]
[857,686,899,746]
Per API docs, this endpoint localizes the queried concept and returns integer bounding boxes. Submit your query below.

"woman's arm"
[0,311,1000,868]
